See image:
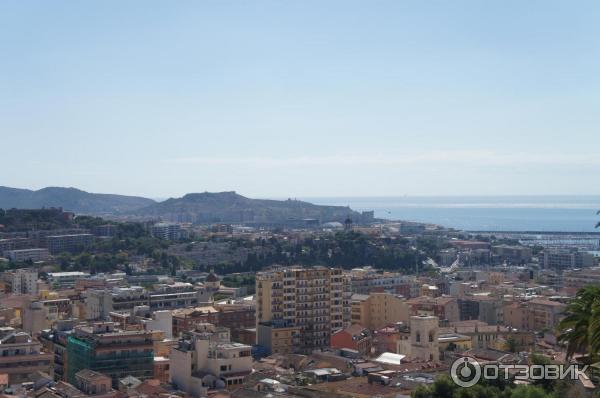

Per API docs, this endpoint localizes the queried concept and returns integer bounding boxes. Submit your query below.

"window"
[416,332,420,342]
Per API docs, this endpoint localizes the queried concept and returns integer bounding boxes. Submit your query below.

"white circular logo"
[451,357,481,387]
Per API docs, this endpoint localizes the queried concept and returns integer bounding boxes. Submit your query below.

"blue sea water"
[301,196,600,232]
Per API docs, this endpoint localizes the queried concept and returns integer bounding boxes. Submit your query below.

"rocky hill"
[132,191,373,225]
[0,187,374,225]
[0,186,156,214]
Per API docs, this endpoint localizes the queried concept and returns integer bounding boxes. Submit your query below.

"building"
[348,270,417,296]
[409,315,439,361]
[0,327,52,384]
[256,323,301,356]
[3,268,38,295]
[47,234,94,254]
[492,245,532,264]
[528,298,566,330]
[458,296,504,325]
[92,225,118,237]
[39,319,76,381]
[449,240,490,250]
[66,322,154,387]
[564,268,600,290]
[74,369,116,397]
[541,250,596,270]
[438,332,472,354]
[140,310,173,338]
[149,282,207,310]
[151,223,182,241]
[256,266,351,354]
[504,298,566,331]
[443,320,534,350]
[22,301,49,335]
[0,237,34,256]
[85,284,211,321]
[330,324,372,355]
[6,248,50,263]
[406,296,460,323]
[48,271,91,288]
[170,326,252,396]
[351,292,409,330]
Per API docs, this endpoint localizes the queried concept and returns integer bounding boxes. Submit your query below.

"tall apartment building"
[66,322,154,387]
[3,268,38,295]
[0,327,53,383]
[256,266,351,354]
[47,234,94,254]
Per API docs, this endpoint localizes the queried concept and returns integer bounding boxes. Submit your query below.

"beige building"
[0,327,52,383]
[406,295,460,323]
[409,315,439,361]
[256,324,300,355]
[170,326,252,397]
[256,266,351,354]
[504,298,566,332]
[351,292,409,330]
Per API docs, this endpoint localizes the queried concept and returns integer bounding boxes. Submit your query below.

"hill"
[132,191,373,225]
[0,186,156,214]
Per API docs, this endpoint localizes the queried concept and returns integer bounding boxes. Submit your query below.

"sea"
[301,196,600,232]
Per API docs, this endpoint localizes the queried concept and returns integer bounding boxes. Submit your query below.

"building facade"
[170,327,252,397]
[351,292,409,330]
[256,266,351,354]
[66,322,154,387]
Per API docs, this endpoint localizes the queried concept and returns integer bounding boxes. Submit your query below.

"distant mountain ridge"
[0,187,374,225]
[0,186,156,214]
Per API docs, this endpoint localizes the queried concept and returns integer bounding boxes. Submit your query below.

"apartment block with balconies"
[256,266,351,354]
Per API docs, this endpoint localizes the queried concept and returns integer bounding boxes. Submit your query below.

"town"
[0,206,597,398]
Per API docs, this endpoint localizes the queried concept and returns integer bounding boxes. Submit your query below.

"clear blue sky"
[2,1,599,198]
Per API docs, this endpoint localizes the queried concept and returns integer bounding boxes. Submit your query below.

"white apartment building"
[151,223,182,240]
[3,268,38,295]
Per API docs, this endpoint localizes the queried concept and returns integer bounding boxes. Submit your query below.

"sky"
[1,0,600,199]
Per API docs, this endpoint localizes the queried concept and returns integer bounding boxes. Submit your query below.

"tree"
[506,337,518,353]
[557,285,600,359]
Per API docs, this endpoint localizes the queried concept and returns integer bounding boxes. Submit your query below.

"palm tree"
[557,285,600,359]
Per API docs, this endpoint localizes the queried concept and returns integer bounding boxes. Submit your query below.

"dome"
[206,272,219,283]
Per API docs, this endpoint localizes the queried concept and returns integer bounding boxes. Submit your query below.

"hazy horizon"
[2,1,599,197]
[5,184,600,203]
